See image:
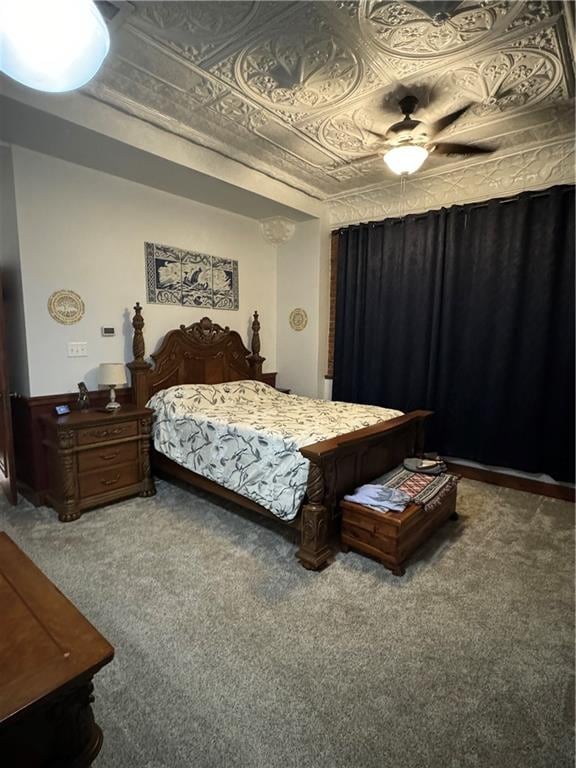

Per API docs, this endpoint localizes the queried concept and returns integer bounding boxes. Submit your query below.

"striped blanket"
[372,466,459,513]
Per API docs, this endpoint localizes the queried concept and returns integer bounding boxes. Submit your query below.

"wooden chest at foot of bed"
[340,486,458,576]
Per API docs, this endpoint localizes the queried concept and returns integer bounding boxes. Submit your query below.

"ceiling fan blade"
[429,105,473,136]
[363,127,388,140]
[432,142,495,157]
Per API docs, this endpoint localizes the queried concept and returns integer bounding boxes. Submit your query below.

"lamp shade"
[98,363,127,387]
[0,0,110,93]
[384,145,429,175]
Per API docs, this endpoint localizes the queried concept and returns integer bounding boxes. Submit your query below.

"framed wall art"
[145,242,239,310]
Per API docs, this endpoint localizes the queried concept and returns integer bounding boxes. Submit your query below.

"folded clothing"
[344,485,412,512]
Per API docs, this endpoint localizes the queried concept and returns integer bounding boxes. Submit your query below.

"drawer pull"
[99,451,120,461]
[101,474,121,487]
[78,421,138,446]
[89,426,129,439]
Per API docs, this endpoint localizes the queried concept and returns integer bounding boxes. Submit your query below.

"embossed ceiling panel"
[327,134,575,225]
[83,1,575,208]
[235,20,362,111]
[130,1,264,62]
[359,0,520,59]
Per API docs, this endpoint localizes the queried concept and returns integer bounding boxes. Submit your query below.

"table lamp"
[98,363,127,410]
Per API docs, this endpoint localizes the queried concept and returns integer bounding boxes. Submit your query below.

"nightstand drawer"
[78,442,138,473]
[77,421,138,446]
[79,463,140,498]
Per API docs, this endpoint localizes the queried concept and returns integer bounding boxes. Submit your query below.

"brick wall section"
[326,231,339,380]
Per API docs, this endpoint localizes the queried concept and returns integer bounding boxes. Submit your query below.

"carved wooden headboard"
[128,303,265,407]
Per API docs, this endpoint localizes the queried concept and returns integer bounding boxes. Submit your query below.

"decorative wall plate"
[289,308,308,331]
[47,290,85,325]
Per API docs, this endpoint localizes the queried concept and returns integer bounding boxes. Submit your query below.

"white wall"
[11,147,277,396]
[1,79,323,221]
[276,218,330,399]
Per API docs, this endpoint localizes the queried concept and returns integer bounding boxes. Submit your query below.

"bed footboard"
[296,464,333,570]
[298,410,432,569]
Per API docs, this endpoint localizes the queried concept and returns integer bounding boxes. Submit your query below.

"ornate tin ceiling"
[85,1,575,221]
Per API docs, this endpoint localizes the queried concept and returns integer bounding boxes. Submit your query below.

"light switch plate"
[67,342,87,357]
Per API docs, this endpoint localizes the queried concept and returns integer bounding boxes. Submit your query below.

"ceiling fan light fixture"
[384,145,429,175]
[0,0,110,93]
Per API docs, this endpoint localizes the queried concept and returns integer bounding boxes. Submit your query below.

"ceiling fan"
[360,95,496,175]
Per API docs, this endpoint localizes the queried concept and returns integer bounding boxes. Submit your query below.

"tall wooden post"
[127,302,151,407]
[247,310,265,379]
[296,463,333,570]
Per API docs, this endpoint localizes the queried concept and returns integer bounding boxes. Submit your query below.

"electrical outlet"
[67,342,88,357]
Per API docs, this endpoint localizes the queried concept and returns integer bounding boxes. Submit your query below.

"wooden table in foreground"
[0,533,114,767]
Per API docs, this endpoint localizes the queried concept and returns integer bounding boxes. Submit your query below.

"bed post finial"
[247,310,265,379]
[251,311,261,356]
[132,302,145,361]
[128,301,151,407]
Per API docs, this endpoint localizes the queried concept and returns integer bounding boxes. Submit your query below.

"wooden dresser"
[42,405,155,521]
[0,533,114,767]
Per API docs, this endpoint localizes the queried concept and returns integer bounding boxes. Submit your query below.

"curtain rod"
[334,186,572,232]
[471,189,552,209]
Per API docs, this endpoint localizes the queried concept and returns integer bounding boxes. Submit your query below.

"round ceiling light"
[384,145,429,175]
[0,0,110,92]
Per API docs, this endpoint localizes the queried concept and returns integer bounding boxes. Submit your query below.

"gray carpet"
[0,479,573,768]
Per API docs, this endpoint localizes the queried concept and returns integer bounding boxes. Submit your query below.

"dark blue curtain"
[333,186,575,482]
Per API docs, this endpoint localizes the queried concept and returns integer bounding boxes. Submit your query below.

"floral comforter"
[148,380,402,521]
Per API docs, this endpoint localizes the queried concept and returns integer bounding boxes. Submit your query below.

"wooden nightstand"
[42,405,155,522]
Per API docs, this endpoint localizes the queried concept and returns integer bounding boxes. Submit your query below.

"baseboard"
[445,461,575,502]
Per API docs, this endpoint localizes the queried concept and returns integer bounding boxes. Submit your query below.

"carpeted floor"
[0,479,573,768]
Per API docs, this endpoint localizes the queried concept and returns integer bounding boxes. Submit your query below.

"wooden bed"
[128,303,431,570]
